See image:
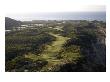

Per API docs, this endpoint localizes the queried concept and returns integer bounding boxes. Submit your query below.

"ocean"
[9,12,106,21]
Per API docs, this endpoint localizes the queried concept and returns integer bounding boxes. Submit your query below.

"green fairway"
[25,33,69,71]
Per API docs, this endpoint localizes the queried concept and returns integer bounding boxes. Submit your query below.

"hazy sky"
[6,5,105,14]
[5,0,106,21]
[4,0,105,14]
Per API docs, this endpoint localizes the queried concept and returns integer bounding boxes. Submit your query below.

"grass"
[24,31,83,71]
[25,32,69,71]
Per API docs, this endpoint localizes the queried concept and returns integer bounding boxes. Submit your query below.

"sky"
[4,0,106,21]
[3,0,105,13]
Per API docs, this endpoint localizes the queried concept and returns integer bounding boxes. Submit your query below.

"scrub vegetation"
[5,18,106,72]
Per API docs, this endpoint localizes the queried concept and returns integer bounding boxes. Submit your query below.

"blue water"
[10,12,106,21]
[34,12,106,21]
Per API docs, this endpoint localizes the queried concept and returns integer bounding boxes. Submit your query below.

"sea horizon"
[6,11,106,21]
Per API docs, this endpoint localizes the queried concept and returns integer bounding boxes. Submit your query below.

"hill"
[5,17,22,30]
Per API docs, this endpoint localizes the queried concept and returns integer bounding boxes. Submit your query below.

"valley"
[5,18,106,72]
